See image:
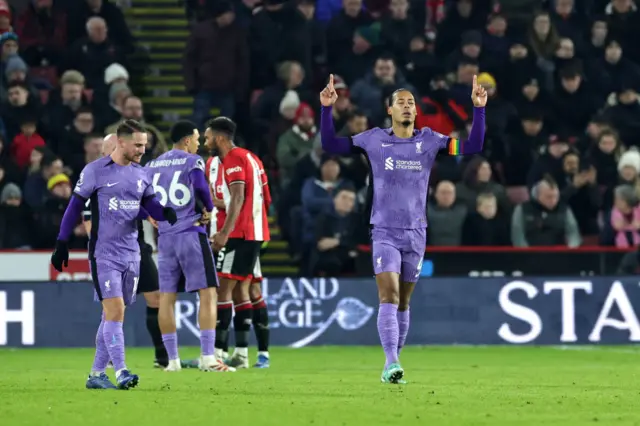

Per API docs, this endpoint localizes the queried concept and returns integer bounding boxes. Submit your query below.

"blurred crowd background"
[2,0,640,276]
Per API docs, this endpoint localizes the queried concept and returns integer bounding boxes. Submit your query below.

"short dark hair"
[170,120,197,144]
[390,88,415,105]
[76,106,93,116]
[335,184,356,197]
[116,119,145,138]
[205,117,236,139]
[346,109,367,121]
[7,81,28,91]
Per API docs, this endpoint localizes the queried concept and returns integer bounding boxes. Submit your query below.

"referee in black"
[82,134,168,367]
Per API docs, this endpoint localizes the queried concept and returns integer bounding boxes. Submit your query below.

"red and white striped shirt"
[206,148,271,241]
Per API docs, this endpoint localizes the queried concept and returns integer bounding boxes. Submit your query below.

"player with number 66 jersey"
[146,121,232,373]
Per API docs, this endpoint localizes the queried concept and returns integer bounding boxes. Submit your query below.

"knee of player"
[198,287,218,305]
[103,299,125,321]
[398,300,410,311]
[249,282,262,301]
[380,293,399,305]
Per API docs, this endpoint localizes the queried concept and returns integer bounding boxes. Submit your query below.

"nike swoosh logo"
[106,182,118,187]
[382,144,393,147]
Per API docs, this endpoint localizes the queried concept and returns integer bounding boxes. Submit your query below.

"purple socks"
[397,309,410,355]
[162,332,179,360]
[377,303,399,368]
[103,320,126,372]
[91,313,109,373]
[200,329,215,356]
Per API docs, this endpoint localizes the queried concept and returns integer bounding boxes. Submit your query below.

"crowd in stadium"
[2,0,640,273]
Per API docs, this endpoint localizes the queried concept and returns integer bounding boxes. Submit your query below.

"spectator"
[527,131,571,187]
[184,0,249,127]
[0,183,32,249]
[100,81,131,127]
[326,0,372,74]
[558,151,601,235]
[551,64,599,134]
[350,54,416,126]
[449,57,478,106]
[0,54,42,104]
[606,0,640,64]
[252,61,312,139]
[0,1,12,35]
[33,172,81,248]
[300,157,351,265]
[602,148,640,211]
[297,0,327,76]
[380,0,414,65]
[586,18,608,60]
[336,110,369,188]
[277,103,317,189]
[610,184,640,248]
[2,81,41,142]
[44,70,89,145]
[266,90,300,161]
[427,180,467,246]
[403,34,439,95]
[483,13,510,60]
[511,178,582,247]
[67,133,102,179]
[0,32,18,82]
[456,157,509,212]
[444,30,486,74]
[434,0,484,58]
[15,0,67,67]
[328,75,355,131]
[250,0,311,89]
[67,0,134,53]
[585,129,623,190]
[10,115,45,170]
[0,133,21,189]
[477,72,517,139]
[23,151,62,208]
[551,0,584,43]
[462,192,510,246]
[286,133,324,208]
[56,106,96,172]
[64,17,127,91]
[602,84,640,148]
[591,39,640,101]
[334,22,384,84]
[311,186,359,275]
[528,11,560,63]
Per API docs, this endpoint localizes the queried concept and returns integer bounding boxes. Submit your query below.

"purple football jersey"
[74,156,155,261]
[146,150,205,235]
[353,127,449,229]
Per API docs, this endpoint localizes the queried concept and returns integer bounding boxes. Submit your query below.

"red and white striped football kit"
[205,148,271,281]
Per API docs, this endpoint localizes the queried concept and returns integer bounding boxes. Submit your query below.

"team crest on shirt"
[195,158,205,171]
[415,141,422,153]
[137,179,143,193]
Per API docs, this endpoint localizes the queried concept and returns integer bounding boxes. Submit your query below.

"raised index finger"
[472,74,477,89]
[329,74,334,90]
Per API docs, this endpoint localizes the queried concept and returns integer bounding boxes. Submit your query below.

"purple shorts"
[370,227,426,283]
[91,258,140,306]
[158,231,218,293]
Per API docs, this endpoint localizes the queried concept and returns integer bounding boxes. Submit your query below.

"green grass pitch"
[1,346,640,425]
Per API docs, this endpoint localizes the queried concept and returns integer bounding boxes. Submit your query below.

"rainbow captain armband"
[448,138,461,156]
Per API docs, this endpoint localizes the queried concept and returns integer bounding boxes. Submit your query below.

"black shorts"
[216,238,261,281]
[137,249,159,294]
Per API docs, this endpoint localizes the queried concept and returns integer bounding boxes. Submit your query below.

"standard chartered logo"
[384,157,421,171]
[108,197,118,211]
[108,197,139,211]
[384,157,394,170]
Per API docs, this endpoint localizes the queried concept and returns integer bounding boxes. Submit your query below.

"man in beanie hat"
[0,182,32,249]
[276,103,317,188]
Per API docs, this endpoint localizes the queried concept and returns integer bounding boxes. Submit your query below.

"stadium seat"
[506,186,530,205]
[30,66,58,87]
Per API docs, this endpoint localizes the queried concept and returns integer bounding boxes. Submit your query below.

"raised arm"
[446,75,487,156]
[319,74,354,155]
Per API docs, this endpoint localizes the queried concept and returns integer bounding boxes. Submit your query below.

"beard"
[124,152,142,163]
